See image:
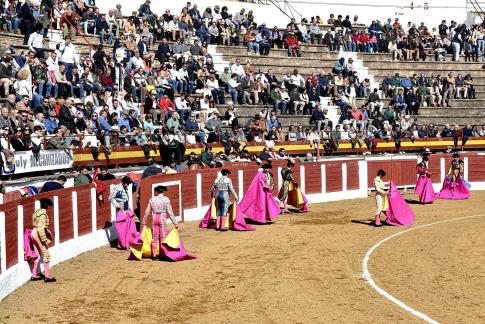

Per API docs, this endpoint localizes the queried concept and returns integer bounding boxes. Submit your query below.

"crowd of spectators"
[0,0,483,172]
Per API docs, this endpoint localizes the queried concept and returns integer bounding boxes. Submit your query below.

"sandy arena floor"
[1,192,485,323]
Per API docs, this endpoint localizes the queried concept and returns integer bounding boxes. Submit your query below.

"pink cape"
[23,227,38,261]
[199,202,256,231]
[129,228,196,262]
[386,181,415,226]
[115,209,138,250]
[161,232,197,262]
[415,174,438,203]
[238,172,281,224]
[438,177,470,200]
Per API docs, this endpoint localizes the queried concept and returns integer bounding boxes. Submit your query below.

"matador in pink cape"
[29,198,56,282]
[142,185,178,259]
[415,156,437,204]
[438,152,470,200]
[238,163,280,224]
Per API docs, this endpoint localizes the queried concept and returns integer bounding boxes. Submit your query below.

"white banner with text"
[2,149,74,175]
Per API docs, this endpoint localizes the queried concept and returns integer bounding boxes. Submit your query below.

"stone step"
[217,52,485,70]
[240,65,485,78]
[413,116,484,126]
[417,108,485,117]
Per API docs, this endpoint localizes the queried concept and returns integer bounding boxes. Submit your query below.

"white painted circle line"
[362,213,485,324]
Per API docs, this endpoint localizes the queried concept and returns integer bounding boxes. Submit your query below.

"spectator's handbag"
[91,146,99,161]
[142,144,152,159]
[47,71,56,85]
[31,144,41,161]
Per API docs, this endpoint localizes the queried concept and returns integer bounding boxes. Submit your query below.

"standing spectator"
[59,37,76,81]
[59,5,78,39]
[19,0,36,44]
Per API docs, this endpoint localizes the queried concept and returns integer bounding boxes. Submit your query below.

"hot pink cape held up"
[238,172,280,224]
[386,181,415,226]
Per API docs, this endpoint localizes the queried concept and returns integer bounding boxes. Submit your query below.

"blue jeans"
[211,89,225,104]
[30,93,43,109]
[99,31,114,45]
[177,109,190,123]
[273,100,287,114]
[246,42,260,54]
[41,80,58,97]
[168,80,181,93]
[229,89,237,103]
[477,39,485,56]
[367,43,378,53]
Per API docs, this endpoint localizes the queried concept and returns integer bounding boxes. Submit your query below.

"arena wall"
[2,153,485,301]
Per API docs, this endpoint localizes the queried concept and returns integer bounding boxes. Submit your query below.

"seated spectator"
[286,30,301,57]
[47,127,73,149]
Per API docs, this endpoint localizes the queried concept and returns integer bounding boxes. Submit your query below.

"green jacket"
[47,136,69,149]
[74,174,91,186]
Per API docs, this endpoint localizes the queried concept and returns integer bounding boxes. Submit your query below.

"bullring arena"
[1,156,485,323]
[2,0,485,322]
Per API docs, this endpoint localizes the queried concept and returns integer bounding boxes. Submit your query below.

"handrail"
[469,0,485,22]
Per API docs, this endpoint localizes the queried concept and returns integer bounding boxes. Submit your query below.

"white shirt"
[206,79,219,90]
[231,63,245,77]
[30,132,44,146]
[28,32,43,51]
[174,97,189,110]
[46,56,59,72]
[129,57,144,71]
[290,74,305,87]
[83,130,100,148]
[109,105,123,117]
[186,134,197,144]
[228,79,239,89]
[59,42,76,64]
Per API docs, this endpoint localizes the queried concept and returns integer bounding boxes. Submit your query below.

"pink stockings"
[151,213,168,258]
[31,240,51,278]
[216,216,227,231]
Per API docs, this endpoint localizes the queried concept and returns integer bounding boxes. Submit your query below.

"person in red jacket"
[286,31,301,57]
[350,106,365,131]
[359,32,369,52]
[157,94,175,122]
[100,70,114,88]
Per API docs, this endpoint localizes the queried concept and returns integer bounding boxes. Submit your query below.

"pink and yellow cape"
[279,182,308,212]
[199,200,255,231]
[129,227,196,262]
